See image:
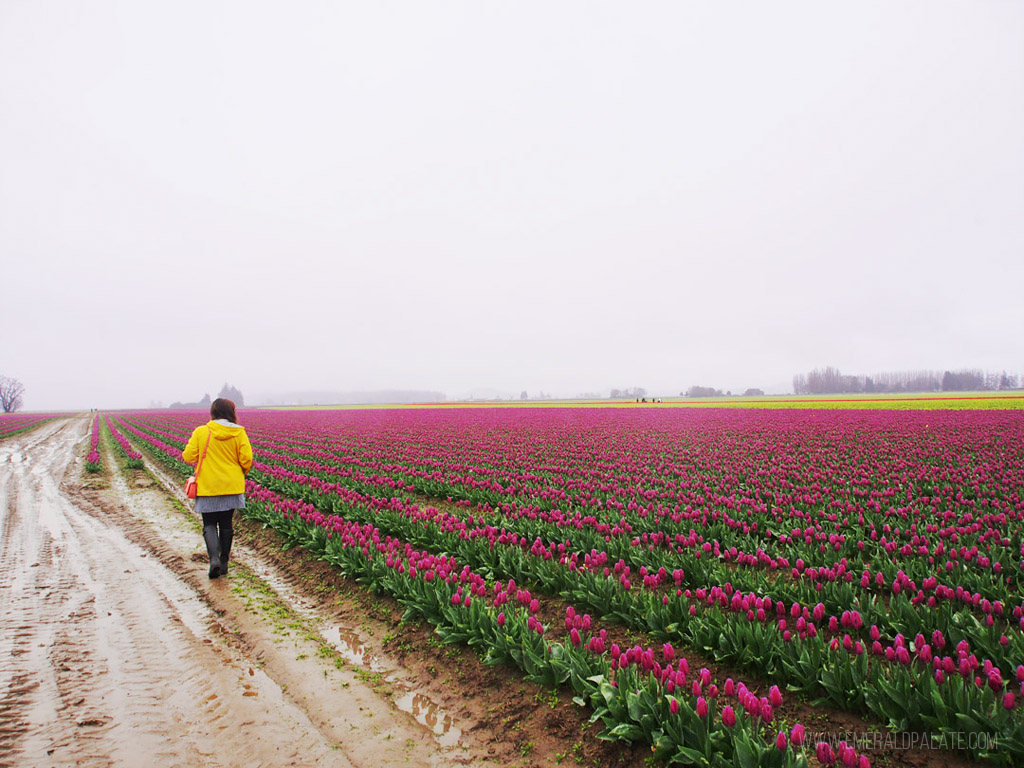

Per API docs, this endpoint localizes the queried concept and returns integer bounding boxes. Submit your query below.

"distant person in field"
[182,398,253,579]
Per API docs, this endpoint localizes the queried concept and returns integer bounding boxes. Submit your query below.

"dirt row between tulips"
[0,414,650,768]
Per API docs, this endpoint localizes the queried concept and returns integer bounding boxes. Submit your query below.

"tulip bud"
[721,705,736,727]
[791,723,805,746]
[816,742,836,765]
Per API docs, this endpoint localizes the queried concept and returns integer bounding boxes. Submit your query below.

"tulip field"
[107,405,1024,767]
[0,412,58,440]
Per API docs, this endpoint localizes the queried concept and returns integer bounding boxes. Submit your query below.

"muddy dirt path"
[0,418,474,768]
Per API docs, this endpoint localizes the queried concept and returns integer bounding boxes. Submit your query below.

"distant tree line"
[169,393,211,409]
[681,386,764,398]
[684,385,724,398]
[515,391,554,401]
[793,366,1021,395]
[610,387,647,399]
[269,389,445,406]
[170,383,245,409]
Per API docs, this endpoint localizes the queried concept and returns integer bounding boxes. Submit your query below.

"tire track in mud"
[0,419,360,768]
[0,421,68,763]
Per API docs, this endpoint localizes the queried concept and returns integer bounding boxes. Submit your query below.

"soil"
[0,417,649,768]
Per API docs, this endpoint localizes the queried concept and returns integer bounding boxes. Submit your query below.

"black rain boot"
[219,515,234,575]
[204,523,222,578]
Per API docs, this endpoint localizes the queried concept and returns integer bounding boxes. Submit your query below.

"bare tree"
[942,369,986,391]
[0,375,25,413]
[998,371,1020,390]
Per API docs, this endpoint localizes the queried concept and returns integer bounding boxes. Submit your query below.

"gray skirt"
[194,494,246,514]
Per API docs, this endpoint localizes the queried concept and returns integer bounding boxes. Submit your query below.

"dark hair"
[210,398,238,424]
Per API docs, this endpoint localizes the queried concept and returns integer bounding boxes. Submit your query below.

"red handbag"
[185,427,212,499]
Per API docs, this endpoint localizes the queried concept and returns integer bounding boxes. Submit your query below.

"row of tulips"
[104,415,143,469]
[116,408,1024,764]
[84,414,101,472]
[0,413,56,439]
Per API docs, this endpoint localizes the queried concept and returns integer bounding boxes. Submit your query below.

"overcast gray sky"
[2,1,1022,409]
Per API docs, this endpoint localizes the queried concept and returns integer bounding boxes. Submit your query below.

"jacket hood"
[207,419,246,440]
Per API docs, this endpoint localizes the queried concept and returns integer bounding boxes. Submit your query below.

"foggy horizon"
[2,2,1022,411]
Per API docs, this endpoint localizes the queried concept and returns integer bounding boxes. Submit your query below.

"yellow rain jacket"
[182,420,254,496]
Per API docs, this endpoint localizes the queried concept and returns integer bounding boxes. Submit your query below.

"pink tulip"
[817,742,835,765]
[791,723,805,746]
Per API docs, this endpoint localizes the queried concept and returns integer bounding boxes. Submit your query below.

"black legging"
[202,509,234,566]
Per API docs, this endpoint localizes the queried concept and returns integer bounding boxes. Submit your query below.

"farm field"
[272,392,1024,411]
[102,403,1024,767]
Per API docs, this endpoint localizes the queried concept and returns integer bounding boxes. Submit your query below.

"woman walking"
[182,398,253,578]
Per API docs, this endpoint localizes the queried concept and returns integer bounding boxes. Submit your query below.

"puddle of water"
[394,691,462,748]
[251,573,464,750]
[319,624,382,671]
[317,619,462,748]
